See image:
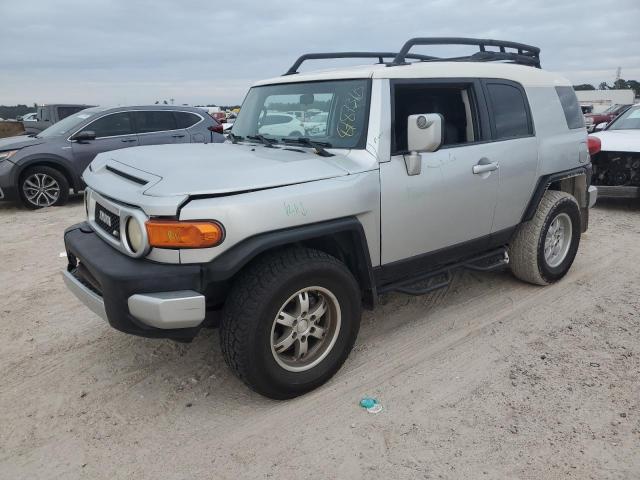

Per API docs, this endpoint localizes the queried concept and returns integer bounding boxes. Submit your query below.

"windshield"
[602,104,621,114]
[232,79,370,149]
[608,105,640,130]
[37,108,101,138]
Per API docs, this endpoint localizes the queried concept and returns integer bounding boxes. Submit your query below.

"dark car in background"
[0,105,225,208]
[584,103,632,132]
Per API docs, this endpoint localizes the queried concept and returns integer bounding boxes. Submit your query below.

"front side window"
[232,79,371,149]
[392,83,479,152]
[555,86,584,130]
[608,105,640,131]
[88,112,134,138]
[133,111,177,133]
[486,83,532,139]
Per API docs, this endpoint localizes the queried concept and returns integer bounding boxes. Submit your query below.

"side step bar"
[378,248,509,296]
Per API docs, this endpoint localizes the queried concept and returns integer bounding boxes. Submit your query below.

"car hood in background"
[591,130,640,153]
[0,135,46,151]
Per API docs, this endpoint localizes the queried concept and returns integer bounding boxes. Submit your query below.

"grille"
[94,202,121,240]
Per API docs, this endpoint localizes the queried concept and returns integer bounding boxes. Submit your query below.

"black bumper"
[64,222,227,340]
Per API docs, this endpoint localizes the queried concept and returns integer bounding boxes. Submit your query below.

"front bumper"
[0,159,18,201]
[64,222,210,340]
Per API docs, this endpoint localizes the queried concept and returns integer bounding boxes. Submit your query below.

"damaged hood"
[93,142,353,197]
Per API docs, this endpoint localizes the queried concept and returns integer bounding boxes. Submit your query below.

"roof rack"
[283,52,437,76]
[389,37,541,68]
[283,38,541,76]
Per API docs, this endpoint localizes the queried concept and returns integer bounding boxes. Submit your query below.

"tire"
[289,131,303,137]
[508,190,581,285]
[220,247,361,399]
[19,166,69,209]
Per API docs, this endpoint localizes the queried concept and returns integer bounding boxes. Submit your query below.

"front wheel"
[19,166,69,209]
[220,248,361,399]
[508,190,581,285]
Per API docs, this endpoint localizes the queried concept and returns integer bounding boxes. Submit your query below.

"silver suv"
[62,38,598,399]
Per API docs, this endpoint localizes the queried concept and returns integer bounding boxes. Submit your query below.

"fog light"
[126,217,144,253]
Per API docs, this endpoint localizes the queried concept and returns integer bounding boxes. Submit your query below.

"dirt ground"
[0,196,639,480]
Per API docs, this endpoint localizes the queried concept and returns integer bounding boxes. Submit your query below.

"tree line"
[574,79,640,97]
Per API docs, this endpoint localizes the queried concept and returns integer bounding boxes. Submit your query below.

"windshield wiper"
[281,137,334,157]
[227,132,243,144]
[247,134,277,148]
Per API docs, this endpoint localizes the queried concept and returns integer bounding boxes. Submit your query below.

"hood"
[591,130,640,153]
[0,135,45,151]
[90,142,354,198]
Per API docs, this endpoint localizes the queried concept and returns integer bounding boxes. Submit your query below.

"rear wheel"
[19,166,69,209]
[508,190,581,285]
[220,247,361,399]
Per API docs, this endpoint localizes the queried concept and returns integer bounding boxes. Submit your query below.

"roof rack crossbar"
[283,51,437,76]
[389,37,541,68]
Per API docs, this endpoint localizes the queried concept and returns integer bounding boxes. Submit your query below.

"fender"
[202,216,377,306]
[521,165,592,223]
[14,153,82,191]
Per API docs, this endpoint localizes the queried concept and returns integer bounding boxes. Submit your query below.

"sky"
[1,0,639,107]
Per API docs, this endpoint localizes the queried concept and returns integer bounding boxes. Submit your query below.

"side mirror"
[404,114,443,176]
[72,130,96,142]
[594,122,608,131]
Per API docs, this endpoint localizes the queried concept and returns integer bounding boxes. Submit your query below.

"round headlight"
[126,217,144,253]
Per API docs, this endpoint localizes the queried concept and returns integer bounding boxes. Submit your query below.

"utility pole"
[615,67,622,83]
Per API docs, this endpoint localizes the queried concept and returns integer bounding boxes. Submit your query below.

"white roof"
[254,61,571,88]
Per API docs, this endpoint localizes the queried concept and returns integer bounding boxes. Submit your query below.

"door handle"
[121,138,136,143]
[472,162,499,174]
[172,134,185,138]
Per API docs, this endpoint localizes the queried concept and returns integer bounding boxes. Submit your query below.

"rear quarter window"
[555,86,584,130]
[174,111,202,129]
[486,82,532,139]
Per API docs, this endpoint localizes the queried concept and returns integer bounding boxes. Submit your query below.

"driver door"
[380,80,499,269]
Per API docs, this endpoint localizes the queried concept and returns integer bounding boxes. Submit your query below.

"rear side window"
[174,111,201,129]
[486,83,532,139]
[133,111,177,133]
[88,112,134,137]
[555,87,584,129]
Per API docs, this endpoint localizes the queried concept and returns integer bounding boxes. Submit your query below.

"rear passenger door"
[481,80,538,234]
[132,110,188,145]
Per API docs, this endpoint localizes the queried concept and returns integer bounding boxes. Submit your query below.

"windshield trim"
[233,78,373,151]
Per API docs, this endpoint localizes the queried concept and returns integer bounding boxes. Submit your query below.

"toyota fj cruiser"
[63,38,597,399]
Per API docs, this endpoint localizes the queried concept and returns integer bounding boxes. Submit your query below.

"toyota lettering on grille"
[99,210,112,227]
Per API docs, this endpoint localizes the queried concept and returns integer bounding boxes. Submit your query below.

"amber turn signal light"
[146,220,224,249]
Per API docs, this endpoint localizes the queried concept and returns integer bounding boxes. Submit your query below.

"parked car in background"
[0,105,224,208]
[589,103,640,198]
[17,112,37,122]
[24,104,95,135]
[257,112,305,137]
[584,103,632,132]
[304,112,329,136]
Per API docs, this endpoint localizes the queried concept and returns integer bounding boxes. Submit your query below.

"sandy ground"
[0,196,639,480]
